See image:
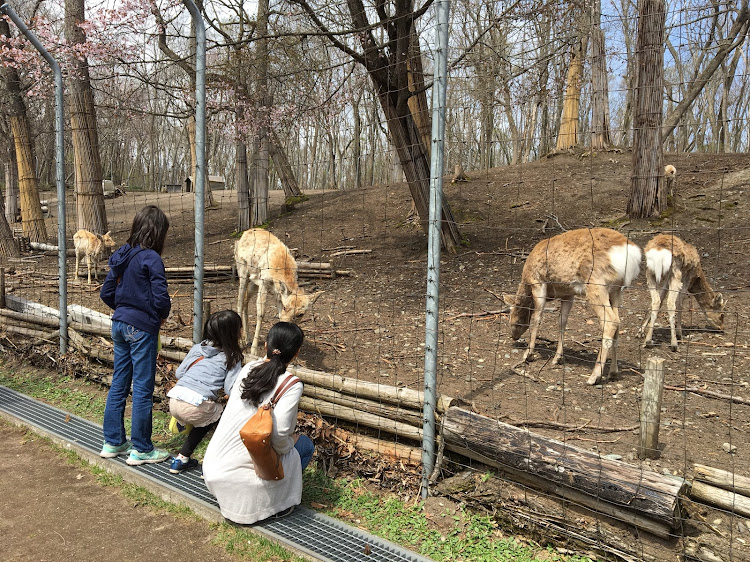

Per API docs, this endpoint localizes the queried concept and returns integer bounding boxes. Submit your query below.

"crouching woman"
[202,322,315,524]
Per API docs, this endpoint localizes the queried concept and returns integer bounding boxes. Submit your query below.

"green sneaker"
[99,441,131,458]
[126,448,170,466]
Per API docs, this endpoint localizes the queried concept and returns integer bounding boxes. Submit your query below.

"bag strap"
[186,355,205,371]
[269,374,300,407]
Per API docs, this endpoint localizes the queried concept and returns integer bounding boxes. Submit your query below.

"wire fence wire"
[1,0,750,559]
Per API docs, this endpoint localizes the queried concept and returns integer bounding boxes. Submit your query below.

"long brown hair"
[240,322,303,406]
[203,310,243,370]
[127,205,169,255]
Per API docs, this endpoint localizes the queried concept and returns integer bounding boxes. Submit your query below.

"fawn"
[73,229,115,284]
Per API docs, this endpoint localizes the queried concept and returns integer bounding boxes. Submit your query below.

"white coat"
[202,360,303,524]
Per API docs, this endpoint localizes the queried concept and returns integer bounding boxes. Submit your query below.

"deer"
[503,228,642,386]
[665,164,677,198]
[73,229,116,284]
[639,234,725,351]
[235,228,323,356]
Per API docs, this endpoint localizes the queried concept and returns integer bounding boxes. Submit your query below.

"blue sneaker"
[99,441,131,458]
[126,448,170,466]
[169,457,199,474]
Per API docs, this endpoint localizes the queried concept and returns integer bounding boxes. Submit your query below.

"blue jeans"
[294,435,315,470]
[103,320,159,453]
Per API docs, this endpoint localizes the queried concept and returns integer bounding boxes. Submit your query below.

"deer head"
[280,290,324,322]
[101,231,116,255]
[503,292,532,340]
[705,292,726,331]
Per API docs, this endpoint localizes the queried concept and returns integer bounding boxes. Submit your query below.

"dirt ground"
[4,150,750,552]
[0,421,245,562]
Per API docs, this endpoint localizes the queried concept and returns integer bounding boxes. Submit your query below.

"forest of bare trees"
[1,0,750,239]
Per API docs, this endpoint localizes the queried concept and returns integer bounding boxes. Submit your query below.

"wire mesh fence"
[1,0,750,559]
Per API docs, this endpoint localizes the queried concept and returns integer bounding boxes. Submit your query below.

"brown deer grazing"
[640,234,725,351]
[503,228,642,386]
[235,228,323,355]
[73,229,116,284]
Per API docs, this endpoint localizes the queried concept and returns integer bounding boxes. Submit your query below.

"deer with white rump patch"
[235,228,323,356]
[73,229,116,284]
[640,234,725,351]
[503,228,642,385]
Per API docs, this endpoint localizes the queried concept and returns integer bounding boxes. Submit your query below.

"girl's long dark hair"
[240,322,304,406]
[203,310,243,370]
[127,205,169,255]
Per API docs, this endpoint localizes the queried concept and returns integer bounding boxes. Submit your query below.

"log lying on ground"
[693,464,750,497]
[689,480,750,519]
[442,407,686,530]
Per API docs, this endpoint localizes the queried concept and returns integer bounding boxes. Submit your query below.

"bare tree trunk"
[556,39,585,150]
[628,0,666,218]
[407,21,431,158]
[0,190,19,257]
[252,0,270,225]
[590,0,612,150]
[0,20,47,243]
[236,106,251,232]
[65,0,107,233]
[269,130,302,197]
[352,98,362,190]
[3,137,19,224]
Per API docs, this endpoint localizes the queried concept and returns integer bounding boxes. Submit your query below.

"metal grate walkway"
[0,385,433,562]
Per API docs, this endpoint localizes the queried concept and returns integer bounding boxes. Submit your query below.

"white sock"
[177,454,190,462]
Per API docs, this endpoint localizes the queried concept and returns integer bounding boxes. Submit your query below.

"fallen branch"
[664,384,750,406]
[328,249,372,258]
[506,417,639,433]
[445,308,509,320]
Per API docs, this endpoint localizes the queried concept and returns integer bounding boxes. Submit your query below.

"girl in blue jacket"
[166,309,244,473]
[99,205,171,466]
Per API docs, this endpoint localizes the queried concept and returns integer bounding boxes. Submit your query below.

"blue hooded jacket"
[100,244,171,336]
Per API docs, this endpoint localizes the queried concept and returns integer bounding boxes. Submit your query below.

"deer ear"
[715,293,726,308]
[104,231,111,237]
[502,294,516,307]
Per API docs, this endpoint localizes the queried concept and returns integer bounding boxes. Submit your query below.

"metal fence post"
[422,0,451,499]
[1,3,68,354]
[182,0,206,343]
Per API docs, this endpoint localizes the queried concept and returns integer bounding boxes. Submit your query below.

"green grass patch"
[303,474,592,562]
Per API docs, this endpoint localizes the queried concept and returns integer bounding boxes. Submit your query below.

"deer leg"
[640,274,666,347]
[675,290,686,344]
[75,251,81,282]
[587,290,620,385]
[92,257,98,281]
[552,297,574,365]
[236,275,246,343]
[251,283,268,357]
[523,284,547,363]
[86,255,93,285]
[665,270,683,352]
[608,289,623,375]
